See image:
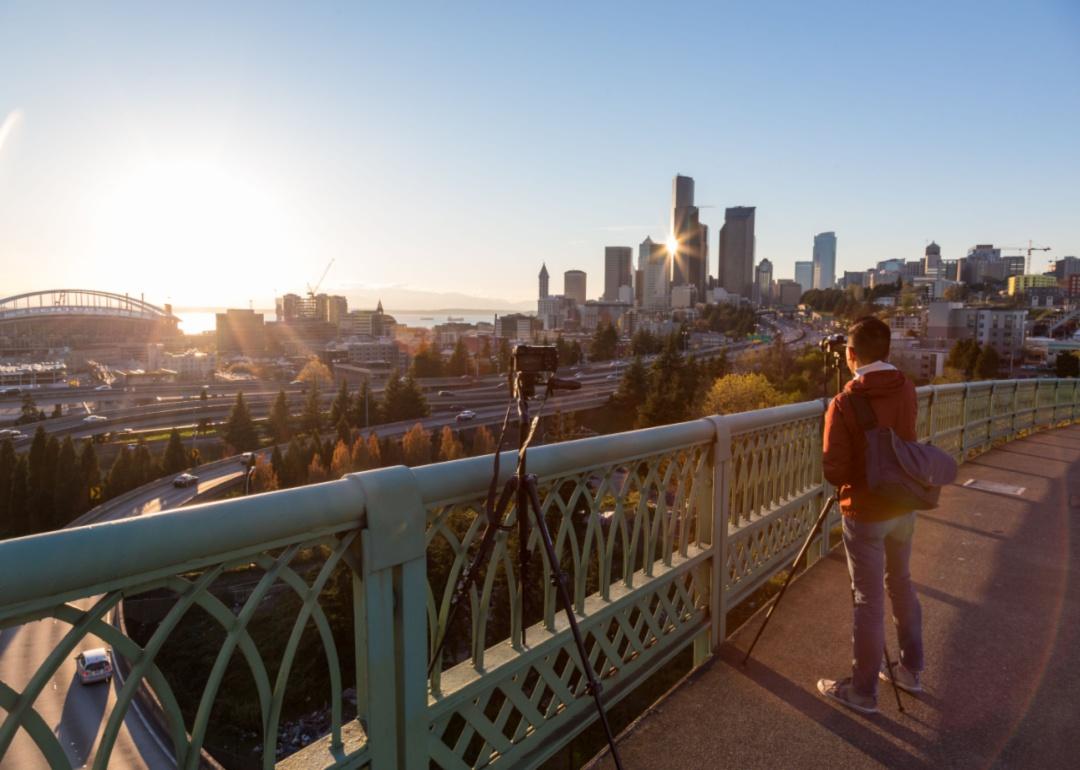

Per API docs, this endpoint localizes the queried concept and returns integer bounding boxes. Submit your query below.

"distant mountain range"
[341,286,534,313]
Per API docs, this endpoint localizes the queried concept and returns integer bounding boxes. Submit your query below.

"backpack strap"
[848,392,879,432]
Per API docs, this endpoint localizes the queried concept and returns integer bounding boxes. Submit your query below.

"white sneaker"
[817,677,879,715]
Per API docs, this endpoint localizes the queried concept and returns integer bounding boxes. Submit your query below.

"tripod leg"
[882,644,905,712]
[742,494,837,667]
[524,476,625,770]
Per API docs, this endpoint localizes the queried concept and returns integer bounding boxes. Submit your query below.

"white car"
[173,472,199,488]
[83,414,108,423]
[455,410,476,423]
[75,648,113,685]
[94,384,111,391]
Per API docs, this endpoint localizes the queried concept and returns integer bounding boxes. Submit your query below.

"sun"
[666,234,678,254]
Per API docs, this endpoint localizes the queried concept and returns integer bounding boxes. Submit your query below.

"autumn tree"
[701,373,789,416]
[471,425,496,456]
[946,339,981,380]
[437,426,465,461]
[974,346,1001,380]
[402,423,432,466]
[350,434,372,471]
[366,432,382,468]
[296,357,333,388]
[249,455,279,493]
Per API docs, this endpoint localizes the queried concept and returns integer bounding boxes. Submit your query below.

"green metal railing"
[0,378,1077,769]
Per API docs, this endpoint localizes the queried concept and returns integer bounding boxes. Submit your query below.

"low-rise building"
[1007,274,1058,296]
[162,349,215,381]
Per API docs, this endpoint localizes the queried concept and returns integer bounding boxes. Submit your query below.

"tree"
[130,443,159,489]
[307,455,330,484]
[447,339,470,377]
[974,346,1001,380]
[382,372,429,423]
[497,338,512,372]
[161,428,189,474]
[78,440,101,512]
[471,425,496,456]
[105,448,134,499]
[350,380,374,428]
[702,373,789,416]
[637,340,687,427]
[329,380,352,428]
[942,284,968,302]
[402,423,432,466]
[16,393,43,425]
[366,432,382,468]
[270,445,286,486]
[946,339,981,380]
[224,392,260,451]
[0,439,15,537]
[612,356,649,415]
[249,455,279,493]
[350,434,372,471]
[50,403,62,419]
[9,457,30,538]
[301,380,323,435]
[410,343,445,378]
[268,389,292,443]
[27,427,49,529]
[296,357,333,388]
[53,436,80,528]
[1056,351,1080,378]
[548,410,579,443]
[589,324,619,361]
[437,426,465,461]
[330,440,352,477]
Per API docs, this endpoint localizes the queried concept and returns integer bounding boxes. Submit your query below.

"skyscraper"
[812,231,837,290]
[924,242,941,274]
[754,258,773,306]
[670,174,707,299]
[643,242,671,310]
[718,206,756,299]
[794,261,813,294]
[538,263,549,299]
[564,270,587,305]
[603,247,633,301]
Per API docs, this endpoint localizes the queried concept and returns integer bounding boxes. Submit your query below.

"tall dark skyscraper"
[670,174,707,299]
[603,246,633,301]
[718,206,755,299]
[538,262,549,299]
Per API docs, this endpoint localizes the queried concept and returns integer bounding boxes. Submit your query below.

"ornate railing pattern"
[0,379,1078,769]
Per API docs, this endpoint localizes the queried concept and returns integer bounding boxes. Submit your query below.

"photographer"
[816,316,924,715]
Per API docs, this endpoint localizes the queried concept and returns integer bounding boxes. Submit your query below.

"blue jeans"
[842,512,924,696]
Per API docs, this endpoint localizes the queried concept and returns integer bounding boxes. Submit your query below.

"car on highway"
[437,390,453,397]
[1,387,21,396]
[94,384,111,391]
[172,472,199,488]
[75,648,113,685]
[605,374,618,380]
[83,414,108,423]
[121,427,134,434]
[455,410,477,423]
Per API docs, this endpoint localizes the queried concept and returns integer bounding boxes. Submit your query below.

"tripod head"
[819,333,849,398]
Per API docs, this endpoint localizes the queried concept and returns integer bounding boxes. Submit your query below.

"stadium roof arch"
[0,289,177,322]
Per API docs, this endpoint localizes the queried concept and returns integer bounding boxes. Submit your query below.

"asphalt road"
[0,471,242,769]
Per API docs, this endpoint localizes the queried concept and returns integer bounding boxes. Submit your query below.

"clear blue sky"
[1,1,1078,310]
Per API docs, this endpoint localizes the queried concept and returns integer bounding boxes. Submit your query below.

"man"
[817,316,924,715]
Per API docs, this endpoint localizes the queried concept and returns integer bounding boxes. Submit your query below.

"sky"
[1,1,1078,311]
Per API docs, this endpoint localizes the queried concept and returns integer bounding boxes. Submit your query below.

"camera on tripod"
[511,344,559,398]
[819,332,847,357]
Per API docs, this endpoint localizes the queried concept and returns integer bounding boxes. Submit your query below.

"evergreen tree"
[946,339,981,380]
[53,437,80,528]
[974,346,1001,380]
[9,456,30,538]
[0,439,15,537]
[589,323,619,361]
[27,427,49,529]
[17,392,43,425]
[447,339,470,376]
[38,435,60,528]
[78,440,101,513]
[1056,351,1080,378]
[398,374,430,420]
[131,443,159,488]
[281,438,307,488]
[300,381,323,435]
[437,425,464,461]
[161,428,189,474]
[569,340,584,366]
[224,392,260,451]
[268,389,292,443]
[612,356,649,415]
[410,343,445,378]
[50,403,63,419]
[497,338,512,372]
[380,373,403,423]
[105,448,134,499]
[307,454,330,484]
[270,445,286,485]
[329,380,351,428]
[637,340,687,428]
[350,380,373,427]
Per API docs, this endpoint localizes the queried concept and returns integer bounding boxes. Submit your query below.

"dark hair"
[847,316,890,364]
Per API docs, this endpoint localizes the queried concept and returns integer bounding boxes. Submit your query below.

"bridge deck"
[591,424,1080,770]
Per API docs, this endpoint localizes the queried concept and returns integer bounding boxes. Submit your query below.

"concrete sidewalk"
[592,424,1080,769]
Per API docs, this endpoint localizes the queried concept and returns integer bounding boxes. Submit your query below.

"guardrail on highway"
[1,378,1077,768]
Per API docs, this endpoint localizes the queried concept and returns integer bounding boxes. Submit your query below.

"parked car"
[83,414,108,423]
[173,472,199,488]
[75,648,113,685]
[455,410,476,423]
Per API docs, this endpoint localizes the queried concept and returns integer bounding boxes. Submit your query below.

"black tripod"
[428,371,625,768]
[741,341,905,712]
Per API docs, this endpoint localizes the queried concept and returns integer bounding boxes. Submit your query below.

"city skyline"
[1,3,1078,309]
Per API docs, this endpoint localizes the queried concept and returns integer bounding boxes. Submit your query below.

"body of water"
[174,309,519,335]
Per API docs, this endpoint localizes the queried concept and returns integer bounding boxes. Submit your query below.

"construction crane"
[307,258,335,298]
[1001,241,1051,274]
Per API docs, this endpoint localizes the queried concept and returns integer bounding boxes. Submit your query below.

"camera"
[819,333,847,355]
[512,344,558,375]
